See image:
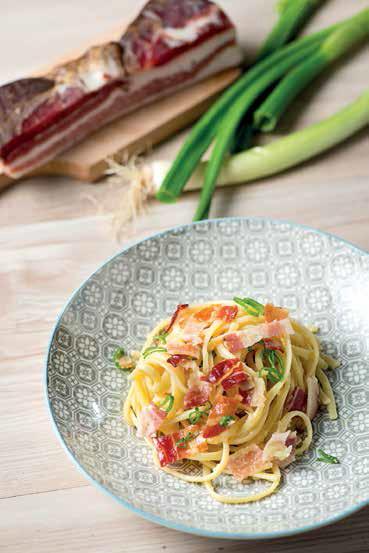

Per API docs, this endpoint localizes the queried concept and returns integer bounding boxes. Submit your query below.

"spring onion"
[176,432,195,448]
[153,331,168,345]
[219,416,235,427]
[188,401,212,424]
[317,449,340,464]
[193,12,369,221]
[142,346,167,359]
[234,297,264,316]
[194,41,321,220]
[254,13,369,131]
[151,89,368,195]
[160,393,174,413]
[257,0,323,61]
[263,349,285,383]
[231,0,322,153]
[113,347,125,369]
[155,13,351,204]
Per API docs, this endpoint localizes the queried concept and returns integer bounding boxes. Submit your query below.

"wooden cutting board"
[0,67,240,191]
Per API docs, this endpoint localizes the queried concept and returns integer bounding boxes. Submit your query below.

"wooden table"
[1,1,368,551]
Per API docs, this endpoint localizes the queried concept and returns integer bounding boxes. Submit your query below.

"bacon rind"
[165,304,189,333]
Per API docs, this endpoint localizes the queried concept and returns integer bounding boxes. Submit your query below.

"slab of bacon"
[0,0,242,178]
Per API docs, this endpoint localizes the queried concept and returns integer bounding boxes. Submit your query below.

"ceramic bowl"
[46,218,369,539]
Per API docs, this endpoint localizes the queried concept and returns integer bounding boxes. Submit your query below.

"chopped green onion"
[188,408,202,425]
[176,432,194,448]
[257,0,323,61]
[188,401,212,424]
[142,346,167,359]
[159,393,174,413]
[219,415,235,427]
[317,449,340,464]
[233,297,264,316]
[113,347,125,369]
[112,347,135,372]
[263,349,285,383]
[153,331,168,345]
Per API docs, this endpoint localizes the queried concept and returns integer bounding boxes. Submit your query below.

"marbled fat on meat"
[0,0,241,178]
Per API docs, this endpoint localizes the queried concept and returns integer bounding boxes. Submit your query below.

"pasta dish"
[121,298,338,503]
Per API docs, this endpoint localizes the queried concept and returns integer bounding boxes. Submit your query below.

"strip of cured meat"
[0,0,242,178]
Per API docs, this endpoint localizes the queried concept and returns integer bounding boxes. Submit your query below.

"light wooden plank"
[1,485,369,553]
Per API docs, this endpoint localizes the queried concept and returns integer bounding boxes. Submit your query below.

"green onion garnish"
[142,346,167,359]
[188,401,212,424]
[219,415,235,427]
[233,297,264,316]
[153,331,168,345]
[176,432,194,448]
[263,349,285,383]
[316,449,340,464]
[160,393,174,413]
[188,408,202,425]
[113,347,125,369]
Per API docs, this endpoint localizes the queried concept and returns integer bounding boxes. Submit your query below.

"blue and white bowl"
[46,217,369,539]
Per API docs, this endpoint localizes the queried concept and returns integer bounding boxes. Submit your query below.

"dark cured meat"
[121,0,232,70]
[167,354,190,367]
[0,0,241,178]
[221,365,248,390]
[201,358,239,384]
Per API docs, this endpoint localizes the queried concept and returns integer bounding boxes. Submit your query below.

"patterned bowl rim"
[44,216,369,540]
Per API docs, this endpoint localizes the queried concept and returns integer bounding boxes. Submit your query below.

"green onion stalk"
[192,42,320,220]
[148,90,369,195]
[256,0,323,61]
[155,8,368,205]
[254,11,369,131]
[231,0,323,153]
[193,10,369,221]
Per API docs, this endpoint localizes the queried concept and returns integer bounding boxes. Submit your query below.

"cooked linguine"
[122,299,338,503]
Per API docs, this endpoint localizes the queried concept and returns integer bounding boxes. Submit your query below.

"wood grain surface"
[1,1,369,552]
